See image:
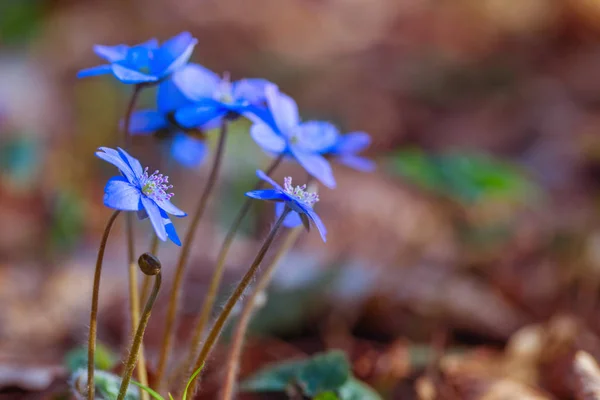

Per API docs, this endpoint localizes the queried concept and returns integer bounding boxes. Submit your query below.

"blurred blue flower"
[324,130,375,172]
[77,32,197,84]
[128,74,208,168]
[171,64,271,128]
[96,147,187,245]
[249,84,337,188]
[246,170,326,242]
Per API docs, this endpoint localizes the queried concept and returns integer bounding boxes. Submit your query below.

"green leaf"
[65,344,116,373]
[242,350,351,397]
[297,351,350,396]
[241,358,307,392]
[387,149,538,205]
[94,370,138,400]
[315,392,340,400]
[131,380,164,400]
[338,378,382,400]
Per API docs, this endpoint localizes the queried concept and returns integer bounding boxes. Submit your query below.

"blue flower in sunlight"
[249,84,337,188]
[324,130,376,172]
[128,73,208,168]
[171,64,271,128]
[246,170,326,242]
[77,32,197,84]
[96,147,187,245]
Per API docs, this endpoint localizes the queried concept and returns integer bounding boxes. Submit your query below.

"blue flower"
[249,84,337,188]
[128,73,208,168]
[245,170,326,242]
[77,32,197,84]
[323,130,376,172]
[96,147,187,245]
[170,64,271,128]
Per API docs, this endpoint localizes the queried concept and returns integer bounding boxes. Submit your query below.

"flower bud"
[138,252,161,276]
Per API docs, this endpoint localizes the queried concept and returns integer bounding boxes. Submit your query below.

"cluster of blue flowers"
[80,31,374,244]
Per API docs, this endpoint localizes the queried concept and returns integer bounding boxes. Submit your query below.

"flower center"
[214,72,235,104]
[140,167,174,202]
[283,177,319,207]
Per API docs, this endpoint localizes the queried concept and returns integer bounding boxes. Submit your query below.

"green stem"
[220,226,303,400]
[117,256,162,400]
[177,153,284,385]
[155,119,229,390]
[87,210,121,400]
[186,208,291,397]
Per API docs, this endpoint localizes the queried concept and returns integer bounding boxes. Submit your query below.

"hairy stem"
[185,208,291,397]
[155,120,229,390]
[220,226,303,400]
[122,85,149,400]
[140,234,160,305]
[87,210,121,400]
[117,269,162,400]
[178,154,284,382]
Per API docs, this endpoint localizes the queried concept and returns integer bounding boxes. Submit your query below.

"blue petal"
[275,202,303,228]
[93,44,128,62]
[336,155,376,172]
[250,123,286,154]
[172,63,220,101]
[245,189,287,201]
[174,102,224,128]
[296,121,339,153]
[290,147,336,189]
[333,131,371,155]
[111,64,158,84]
[124,45,153,71]
[96,147,137,183]
[129,110,168,134]
[170,132,208,168]
[265,83,299,133]
[152,32,197,77]
[103,176,142,211]
[155,196,187,217]
[141,196,167,241]
[116,147,144,179]
[140,38,159,49]
[256,170,285,192]
[233,78,270,104]
[303,205,327,242]
[77,65,112,79]
[243,104,274,126]
[164,218,181,246]
[157,77,193,113]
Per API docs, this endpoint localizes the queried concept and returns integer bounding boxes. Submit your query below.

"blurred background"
[3,0,600,398]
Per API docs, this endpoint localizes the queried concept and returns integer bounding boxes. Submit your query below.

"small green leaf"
[297,351,350,396]
[94,370,138,400]
[242,358,307,392]
[65,344,116,373]
[338,378,382,400]
[242,350,351,397]
[131,380,164,400]
[168,394,175,400]
[315,391,340,400]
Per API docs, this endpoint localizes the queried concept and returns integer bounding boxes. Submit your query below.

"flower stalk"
[117,253,163,400]
[123,85,150,400]
[87,210,121,400]
[184,208,291,397]
[220,225,303,400]
[155,119,229,390]
[177,153,284,382]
